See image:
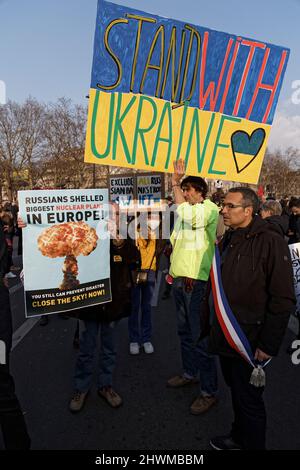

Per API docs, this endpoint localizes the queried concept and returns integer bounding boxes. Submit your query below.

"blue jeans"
[128,270,155,344]
[173,278,218,396]
[74,320,116,392]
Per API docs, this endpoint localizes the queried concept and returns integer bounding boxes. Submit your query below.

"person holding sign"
[69,236,139,412]
[209,188,295,450]
[167,159,219,415]
[0,223,31,449]
[128,214,166,355]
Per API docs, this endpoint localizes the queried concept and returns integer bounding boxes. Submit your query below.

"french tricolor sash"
[210,246,270,387]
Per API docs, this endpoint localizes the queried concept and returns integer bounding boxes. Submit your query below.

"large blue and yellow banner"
[85,0,289,183]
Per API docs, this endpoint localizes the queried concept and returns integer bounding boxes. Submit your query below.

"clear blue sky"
[0,0,299,147]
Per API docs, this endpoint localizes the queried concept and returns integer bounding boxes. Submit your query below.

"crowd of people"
[0,207,31,449]
[0,165,299,450]
[0,202,21,279]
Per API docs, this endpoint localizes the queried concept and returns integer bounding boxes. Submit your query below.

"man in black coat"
[288,198,300,245]
[209,188,295,450]
[0,223,30,449]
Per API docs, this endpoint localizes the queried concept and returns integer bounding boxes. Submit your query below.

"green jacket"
[170,200,219,281]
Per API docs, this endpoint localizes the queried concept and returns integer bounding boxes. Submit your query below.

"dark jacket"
[288,214,300,244]
[210,216,296,358]
[265,214,289,239]
[0,222,9,278]
[0,224,12,352]
[69,240,139,323]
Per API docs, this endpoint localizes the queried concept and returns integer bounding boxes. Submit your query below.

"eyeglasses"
[220,203,249,210]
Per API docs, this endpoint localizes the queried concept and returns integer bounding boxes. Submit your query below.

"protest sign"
[109,175,134,207]
[18,189,111,318]
[289,243,300,314]
[85,0,289,183]
[137,174,163,206]
[108,172,164,207]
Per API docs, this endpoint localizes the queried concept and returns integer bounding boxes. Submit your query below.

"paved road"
[3,246,300,450]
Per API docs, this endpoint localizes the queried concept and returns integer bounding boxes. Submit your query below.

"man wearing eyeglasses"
[209,187,295,450]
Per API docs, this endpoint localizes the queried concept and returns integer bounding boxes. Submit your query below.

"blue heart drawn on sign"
[231,128,266,174]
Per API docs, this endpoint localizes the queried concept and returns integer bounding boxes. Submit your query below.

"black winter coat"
[0,222,9,278]
[288,214,300,244]
[210,216,296,358]
[68,240,139,323]
[265,214,289,239]
[0,224,12,353]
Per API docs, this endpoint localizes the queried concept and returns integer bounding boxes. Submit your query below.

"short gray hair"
[261,200,282,216]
